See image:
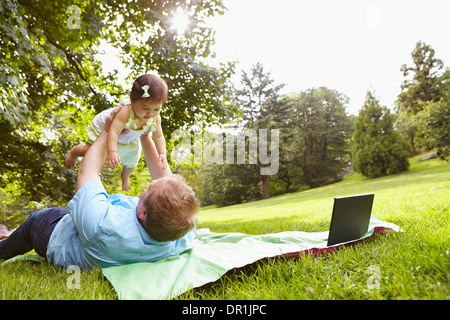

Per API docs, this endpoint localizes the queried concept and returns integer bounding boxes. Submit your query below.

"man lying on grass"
[0,107,199,269]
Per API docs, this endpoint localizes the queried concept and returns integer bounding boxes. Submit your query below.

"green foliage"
[232,63,285,199]
[105,0,236,133]
[0,0,233,222]
[285,87,353,187]
[1,0,122,214]
[0,0,112,127]
[193,85,353,206]
[197,162,261,207]
[201,65,353,205]
[352,90,412,178]
[235,62,285,130]
[396,41,449,153]
[178,128,266,207]
[176,63,284,205]
[414,82,450,159]
[397,41,446,115]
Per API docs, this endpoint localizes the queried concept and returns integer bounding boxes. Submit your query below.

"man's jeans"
[0,207,67,260]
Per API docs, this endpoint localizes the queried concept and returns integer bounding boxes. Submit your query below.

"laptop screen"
[327,194,374,246]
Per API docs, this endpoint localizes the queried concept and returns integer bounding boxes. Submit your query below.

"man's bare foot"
[65,151,78,167]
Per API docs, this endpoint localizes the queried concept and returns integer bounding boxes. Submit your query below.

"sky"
[206,0,450,115]
[99,0,450,116]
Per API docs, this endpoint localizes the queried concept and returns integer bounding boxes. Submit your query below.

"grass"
[1,154,449,300]
[0,260,116,300]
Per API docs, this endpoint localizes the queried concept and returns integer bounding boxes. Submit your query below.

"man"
[0,108,199,269]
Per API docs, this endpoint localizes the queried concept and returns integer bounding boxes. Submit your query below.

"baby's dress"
[86,99,157,168]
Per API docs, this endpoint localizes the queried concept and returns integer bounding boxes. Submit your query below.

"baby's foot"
[122,176,131,191]
[65,151,78,167]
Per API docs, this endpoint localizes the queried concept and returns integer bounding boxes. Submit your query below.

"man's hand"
[158,153,167,170]
[141,127,152,137]
[104,107,123,133]
[140,133,172,180]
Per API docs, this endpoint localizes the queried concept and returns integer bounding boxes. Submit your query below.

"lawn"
[1,154,449,300]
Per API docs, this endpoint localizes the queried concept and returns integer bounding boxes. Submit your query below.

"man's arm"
[140,130,171,180]
[152,115,166,154]
[151,115,167,169]
[76,107,122,191]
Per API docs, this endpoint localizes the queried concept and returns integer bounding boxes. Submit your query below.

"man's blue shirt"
[46,181,196,269]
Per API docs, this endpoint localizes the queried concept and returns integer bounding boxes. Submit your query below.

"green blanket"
[102,215,401,299]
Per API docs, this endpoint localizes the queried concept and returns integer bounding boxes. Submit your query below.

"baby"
[65,74,168,191]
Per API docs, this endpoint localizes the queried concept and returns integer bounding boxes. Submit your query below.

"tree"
[1,0,234,129]
[236,62,285,129]
[415,79,450,159]
[0,0,233,206]
[113,0,236,134]
[176,129,263,207]
[263,96,303,194]
[352,90,412,178]
[234,63,284,198]
[396,41,449,153]
[188,86,353,206]
[397,41,446,115]
[287,88,353,187]
[196,161,261,207]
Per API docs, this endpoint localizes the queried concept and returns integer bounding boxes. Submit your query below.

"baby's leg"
[121,166,134,191]
[65,143,91,167]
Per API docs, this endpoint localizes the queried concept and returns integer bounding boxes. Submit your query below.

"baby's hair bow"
[141,85,151,98]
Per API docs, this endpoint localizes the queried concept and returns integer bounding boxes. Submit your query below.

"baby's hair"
[130,74,168,105]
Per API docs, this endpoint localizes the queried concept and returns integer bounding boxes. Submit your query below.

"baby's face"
[132,99,162,120]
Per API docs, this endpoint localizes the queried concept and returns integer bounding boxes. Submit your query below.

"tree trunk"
[261,174,269,199]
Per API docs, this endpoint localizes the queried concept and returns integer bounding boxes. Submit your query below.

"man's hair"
[143,174,199,242]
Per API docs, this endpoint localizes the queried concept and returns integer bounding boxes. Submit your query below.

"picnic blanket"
[102,215,400,299]
[3,215,400,299]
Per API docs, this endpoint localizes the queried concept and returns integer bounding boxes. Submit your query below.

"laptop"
[327,193,374,246]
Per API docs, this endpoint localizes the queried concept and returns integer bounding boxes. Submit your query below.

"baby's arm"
[152,115,167,169]
[105,106,129,168]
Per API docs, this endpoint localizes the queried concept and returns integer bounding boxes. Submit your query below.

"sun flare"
[171,8,190,34]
